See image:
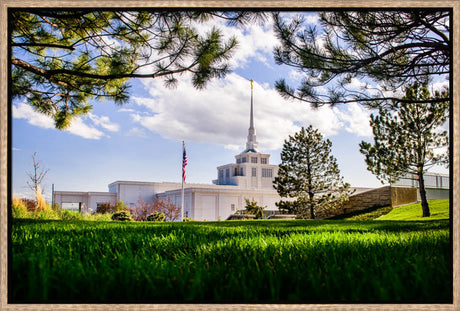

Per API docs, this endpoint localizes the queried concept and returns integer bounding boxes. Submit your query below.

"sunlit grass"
[378,200,449,220]
[11,218,451,303]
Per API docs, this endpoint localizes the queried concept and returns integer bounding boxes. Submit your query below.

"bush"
[96,201,126,214]
[244,199,265,219]
[21,198,37,212]
[12,196,30,219]
[128,198,181,221]
[59,209,84,221]
[146,212,165,222]
[112,211,133,221]
[84,213,113,222]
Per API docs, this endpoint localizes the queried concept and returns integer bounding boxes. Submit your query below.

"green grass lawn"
[11,217,451,303]
[378,200,450,220]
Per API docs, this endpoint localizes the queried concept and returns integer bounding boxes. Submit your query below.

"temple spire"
[246,79,259,152]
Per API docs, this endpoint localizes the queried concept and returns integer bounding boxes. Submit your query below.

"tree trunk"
[418,172,430,217]
[309,192,315,219]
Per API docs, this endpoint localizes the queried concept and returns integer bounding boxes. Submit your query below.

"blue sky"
[11,12,449,201]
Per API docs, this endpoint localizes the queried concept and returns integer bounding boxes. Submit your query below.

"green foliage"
[146,212,166,222]
[244,199,265,219]
[273,11,450,107]
[274,125,353,219]
[11,218,450,302]
[96,201,126,214]
[360,82,449,217]
[12,197,114,221]
[378,200,449,221]
[111,210,133,221]
[59,209,85,221]
[11,197,31,219]
[10,10,264,129]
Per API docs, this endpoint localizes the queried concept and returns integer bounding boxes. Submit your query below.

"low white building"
[53,83,282,220]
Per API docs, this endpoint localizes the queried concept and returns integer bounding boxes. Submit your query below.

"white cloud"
[135,16,276,77]
[12,102,113,140]
[118,108,136,113]
[191,16,277,69]
[304,13,320,24]
[130,73,344,151]
[67,117,106,140]
[333,103,373,137]
[12,102,55,129]
[431,80,449,93]
[88,113,119,132]
[126,127,148,138]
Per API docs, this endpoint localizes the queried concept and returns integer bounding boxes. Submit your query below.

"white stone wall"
[109,181,182,207]
[54,191,117,212]
[159,186,282,221]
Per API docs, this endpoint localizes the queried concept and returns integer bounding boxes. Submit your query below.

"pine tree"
[273,11,450,107]
[11,10,264,129]
[274,126,352,219]
[359,82,449,217]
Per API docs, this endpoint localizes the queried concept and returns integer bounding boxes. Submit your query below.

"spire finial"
[245,79,258,152]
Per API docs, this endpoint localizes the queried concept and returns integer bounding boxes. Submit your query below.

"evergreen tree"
[11,10,264,129]
[274,126,352,219]
[359,82,449,217]
[273,11,450,107]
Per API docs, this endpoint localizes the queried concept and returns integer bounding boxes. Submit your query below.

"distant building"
[54,82,282,220]
[391,172,450,201]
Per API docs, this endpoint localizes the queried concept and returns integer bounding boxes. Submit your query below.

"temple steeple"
[245,79,259,153]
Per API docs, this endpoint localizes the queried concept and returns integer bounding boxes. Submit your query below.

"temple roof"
[245,79,259,153]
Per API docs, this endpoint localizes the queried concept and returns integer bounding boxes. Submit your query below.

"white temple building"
[53,81,282,221]
[52,81,450,220]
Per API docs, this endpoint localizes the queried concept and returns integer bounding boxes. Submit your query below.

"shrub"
[12,196,30,219]
[112,211,133,221]
[60,209,84,221]
[128,197,180,221]
[96,201,127,214]
[21,198,37,212]
[146,212,165,222]
[244,199,265,219]
[84,213,113,222]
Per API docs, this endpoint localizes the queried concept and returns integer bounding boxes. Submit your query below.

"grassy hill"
[377,200,449,220]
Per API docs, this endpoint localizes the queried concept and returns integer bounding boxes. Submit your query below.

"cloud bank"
[127,73,371,151]
[12,102,118,140]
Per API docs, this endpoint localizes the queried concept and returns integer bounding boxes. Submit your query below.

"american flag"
[182,143,187,183]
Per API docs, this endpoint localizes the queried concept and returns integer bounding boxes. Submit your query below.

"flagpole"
[181,141,185,221]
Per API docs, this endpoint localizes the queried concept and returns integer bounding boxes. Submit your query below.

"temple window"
[262,168,273,178]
